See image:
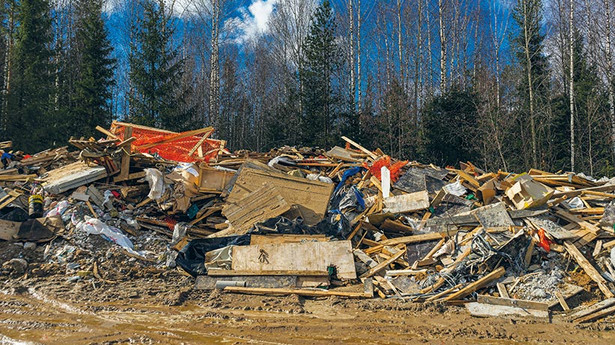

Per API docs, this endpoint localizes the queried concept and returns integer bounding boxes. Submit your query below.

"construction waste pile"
[1,122,615,324]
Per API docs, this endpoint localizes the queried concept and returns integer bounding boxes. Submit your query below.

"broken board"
[227,167,334,225]
[473,202,515,228]
[222,183,291,235]
[383,191,430,214]
[195,275,329,290]
[231,240,357,279]
[466,302,549,318]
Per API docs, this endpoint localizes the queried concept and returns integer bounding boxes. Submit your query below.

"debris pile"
[1,122,615,323]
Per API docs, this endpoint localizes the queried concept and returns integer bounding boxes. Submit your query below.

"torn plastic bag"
[268,156,296,168]
[175,235,251,276]
[171,222,189,246]
[144,168,166,200]
[315,212,351,238]
[330,185,365,213]
[334,166,363,194]
[76,216,144,257]
[565,196,585,209]
[600,200,615,227]
[205,245,234,271]
[46,200,70,218]
[306,173,334,184]
[0,206,29,222]
[443,180,467,197]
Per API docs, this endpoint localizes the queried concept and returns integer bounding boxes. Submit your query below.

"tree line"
[0,0,614,176]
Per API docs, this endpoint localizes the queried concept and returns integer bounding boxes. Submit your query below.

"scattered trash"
[1,121,614,324]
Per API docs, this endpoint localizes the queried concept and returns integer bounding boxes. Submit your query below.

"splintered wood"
[222,183,290,236]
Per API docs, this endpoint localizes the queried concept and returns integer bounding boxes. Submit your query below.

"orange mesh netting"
[109,122,226,163]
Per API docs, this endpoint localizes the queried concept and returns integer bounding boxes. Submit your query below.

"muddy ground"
[1,242,614,344]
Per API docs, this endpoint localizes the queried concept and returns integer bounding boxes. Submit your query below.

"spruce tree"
[128,0,188,131]
[71,0,116,138]
[300,0,340,148]
[6,0,53,152]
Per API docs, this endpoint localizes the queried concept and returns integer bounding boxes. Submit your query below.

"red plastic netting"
[364,156,408,182]
[109,122,225,163]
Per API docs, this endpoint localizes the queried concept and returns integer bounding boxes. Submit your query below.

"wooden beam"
[95,125,120,140]
[341,136,377,160]
[208,270,328,277]
[188,130,214,157]
[564,241,614,298]
[444,266,505,301]
[224,286,371,299]
[359,247,406,278]
[476,295,549,311]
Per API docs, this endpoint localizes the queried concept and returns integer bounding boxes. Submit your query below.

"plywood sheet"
[222,183,291,235]
[227,167,334,225]
[232,240,357,279]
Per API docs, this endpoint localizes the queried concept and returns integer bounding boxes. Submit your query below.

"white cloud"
[226,0,278,43]
[103,0,195,15]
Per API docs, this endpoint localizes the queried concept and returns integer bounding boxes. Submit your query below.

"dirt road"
[0,274,614,345]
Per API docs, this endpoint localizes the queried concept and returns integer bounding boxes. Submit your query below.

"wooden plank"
[232,241,357,279]
[444,267,505,301]
[497,283,510,299]
[224,286,371,299]
[359,247,406,278]
[249,234,329,245]
[227,167,334,225]
[95,125,120,140]
[188,131,213,157]
[555,291,570,311]
[552,184,615,198]
[477,295,549,311]
[207,270,328,277]
[569,298,615,320]
[380,227,508,247]
[196,275,329,290]
[380,219,414,234]
[576,305,615,323]
[341,136,377,160]
[383,191,430,213]
[222,183,291,236]
[564,241,614,298]
[466,302,549,318]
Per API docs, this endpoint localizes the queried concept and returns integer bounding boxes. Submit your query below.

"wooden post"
[115,126,132,182]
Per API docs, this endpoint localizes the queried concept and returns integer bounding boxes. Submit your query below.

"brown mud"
[0,271,614,345]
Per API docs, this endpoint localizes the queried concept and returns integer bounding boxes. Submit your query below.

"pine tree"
[300,0,340,148]
[71,0,116,138]
[128,0,188,131]
[6,0,54,152]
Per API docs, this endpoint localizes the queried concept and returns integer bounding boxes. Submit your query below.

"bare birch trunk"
[438,0,447,93]
[569,0,575,171]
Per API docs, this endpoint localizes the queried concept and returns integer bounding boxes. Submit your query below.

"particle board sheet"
[383,190,430,214]
[198,166,235,193]
[222,183,291,235]
[227,167,334,225]
[231,240,357,279]
[473,202,515,228]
